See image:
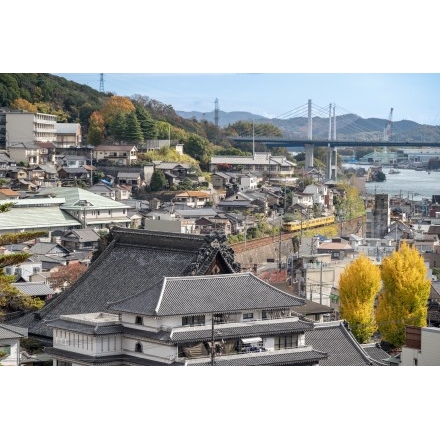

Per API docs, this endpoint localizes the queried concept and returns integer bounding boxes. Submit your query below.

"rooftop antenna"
[99,73,105,93]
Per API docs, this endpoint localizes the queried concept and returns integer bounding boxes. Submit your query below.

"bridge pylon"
[326,145,338,181]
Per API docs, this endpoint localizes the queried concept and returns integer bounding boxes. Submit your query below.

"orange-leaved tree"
[338,253,381,343]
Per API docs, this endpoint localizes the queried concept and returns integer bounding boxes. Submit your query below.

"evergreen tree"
[339,254,381,343]
[110,112,126,142]
[124,112,144,144]
[376,241,431,348]
[136,105,157,140]
[150,169,167,191]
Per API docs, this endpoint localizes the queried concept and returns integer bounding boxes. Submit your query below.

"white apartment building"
[3,111,57,145]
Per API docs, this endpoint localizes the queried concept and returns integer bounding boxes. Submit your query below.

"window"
[243,313,253,320]
[275,335,294,350]
[182,315,205,326]
[135,342,142,353]
[0,345,11,356]
[135,316,143,325]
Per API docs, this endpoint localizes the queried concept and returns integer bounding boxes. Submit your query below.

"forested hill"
[0,73,206,136]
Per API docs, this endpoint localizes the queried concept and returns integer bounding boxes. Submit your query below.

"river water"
[343,165,440,201]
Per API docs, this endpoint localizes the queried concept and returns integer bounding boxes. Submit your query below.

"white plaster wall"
[420,328,440,365]
[122,336,177,363]
[0,338,20,366]
[53,329,122,357]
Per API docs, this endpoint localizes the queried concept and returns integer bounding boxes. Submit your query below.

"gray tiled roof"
[361,343,390,365]
[190,349,327,366]
[12,282,56,297]
[44,347,169,366]
[170,318,313,343]
[107,273,305,316]
[305,321,380,366]
[7,229,239,339]
[46,319,123,335]
[0,323,28,339]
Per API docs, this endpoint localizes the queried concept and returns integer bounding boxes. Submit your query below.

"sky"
[6,2,440,126]
[54,73,440,125]
[4,0,437,428]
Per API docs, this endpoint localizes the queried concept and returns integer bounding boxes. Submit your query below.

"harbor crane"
[384,107,394,142]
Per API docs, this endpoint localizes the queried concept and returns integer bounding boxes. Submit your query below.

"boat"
[389,169,401,174]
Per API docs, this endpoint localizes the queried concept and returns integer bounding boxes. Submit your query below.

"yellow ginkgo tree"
[376,241,431,348]
[338,254,381,343]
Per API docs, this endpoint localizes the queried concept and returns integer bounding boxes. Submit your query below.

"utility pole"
[211,314,216,366]
[319,261,323,304]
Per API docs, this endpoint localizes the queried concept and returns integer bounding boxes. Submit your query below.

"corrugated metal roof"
[0,206,80,231]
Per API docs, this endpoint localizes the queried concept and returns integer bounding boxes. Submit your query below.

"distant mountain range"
[177,110,440,142]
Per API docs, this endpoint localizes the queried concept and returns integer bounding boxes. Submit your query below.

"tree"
[0,224,47,316]
[109,112,126,142]
[149,169,168,191]
[376,241,431,348]
[124,112,144,144]
[47,263,88,293]
[101,95,135,127]
[10,98,37,113]
[136,105,157,140]
[87,111,105,146]
[338,254,381,343]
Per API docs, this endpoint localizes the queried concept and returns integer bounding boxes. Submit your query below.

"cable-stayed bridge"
[227,99,440,179]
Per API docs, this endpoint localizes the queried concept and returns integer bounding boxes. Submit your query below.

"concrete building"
[400,325,440,366]
[1,110,57,148]
[366,193,390,239]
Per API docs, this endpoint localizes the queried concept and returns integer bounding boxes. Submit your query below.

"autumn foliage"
[47,263,88,292]
[376,241,431,348]
[339,254,381,343]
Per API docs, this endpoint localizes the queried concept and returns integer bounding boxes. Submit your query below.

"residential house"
[55,123,82,148]
[0,151,17,170]
[61,229,101,252]
[88,182,116,200]
[173,190,211,209]
[0,323,28,366]
[212,171,260,191]
[56,155,89,168]
[35,141,56,165]
[33,164,59,186]
[209,153,296,181]
[0,188,20,200]
[195,217,232,236]
[12,281,57,302]
[113,185,131,201]
[7,142,40,165]
[3,257,43,281]
[304,182,333,212]
[93,145,138,166]
[153,162,192,187]
[217,191,255,213]
[142,210,197,234]
[291,191,314,209]
[117,172,141,187]
[57,166,90,182]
